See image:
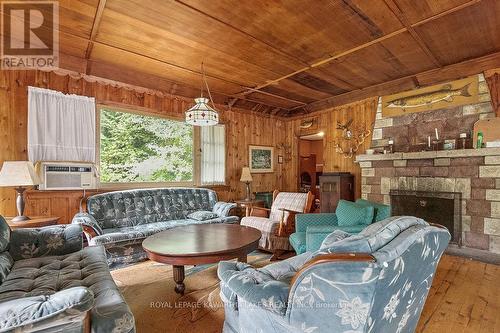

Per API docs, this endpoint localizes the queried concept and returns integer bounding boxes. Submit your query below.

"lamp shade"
[240,167,253,182]
[185,97,219,126]
[0,161,41,187]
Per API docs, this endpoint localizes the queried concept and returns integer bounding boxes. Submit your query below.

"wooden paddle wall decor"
[382,75,479,117]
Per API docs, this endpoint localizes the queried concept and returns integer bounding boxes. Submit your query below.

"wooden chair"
[241,190,314,259]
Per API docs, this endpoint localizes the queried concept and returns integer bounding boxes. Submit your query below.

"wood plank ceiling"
[49,0,500,116]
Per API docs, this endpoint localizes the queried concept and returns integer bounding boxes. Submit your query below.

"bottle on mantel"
[457,132,471,149]
[387,139,394,154]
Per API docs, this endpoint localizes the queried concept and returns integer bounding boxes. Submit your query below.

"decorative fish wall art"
[382,75,478,117]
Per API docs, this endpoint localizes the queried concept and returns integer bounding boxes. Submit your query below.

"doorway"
[298,132,324,212]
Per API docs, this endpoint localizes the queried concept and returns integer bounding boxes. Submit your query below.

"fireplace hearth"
[390,190,462,245]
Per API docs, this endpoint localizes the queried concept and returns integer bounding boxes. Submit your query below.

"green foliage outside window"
[99,108,193,183]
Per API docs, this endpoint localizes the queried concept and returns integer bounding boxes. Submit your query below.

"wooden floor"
[416,255,500,333]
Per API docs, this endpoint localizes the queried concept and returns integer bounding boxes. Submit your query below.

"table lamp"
[240,167,253,201]
[0,161,41,222]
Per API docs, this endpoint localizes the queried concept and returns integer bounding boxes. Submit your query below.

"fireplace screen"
[390,190,461,245]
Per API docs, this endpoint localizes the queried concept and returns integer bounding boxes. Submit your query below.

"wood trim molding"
[85,0,107,74]
[41,68,287,121]
[297,51,500,114]
[83,311,91,333]
[429,223,448,230]
[382,0,441,67]
[290,253,376,287]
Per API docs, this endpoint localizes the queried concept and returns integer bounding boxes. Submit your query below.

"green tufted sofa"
[290,199,391,254]
[72,188,238,269]
[0,215,134,332]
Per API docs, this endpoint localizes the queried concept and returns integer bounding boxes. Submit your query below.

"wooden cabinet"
[319,172,354,213]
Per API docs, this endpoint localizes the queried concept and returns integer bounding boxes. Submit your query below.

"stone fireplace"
[356,148,500,254]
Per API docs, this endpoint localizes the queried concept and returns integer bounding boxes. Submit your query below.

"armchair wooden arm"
[81,225,98,240]
[276,208,300,237]
[290,253,376,288]
[249,206,270,218]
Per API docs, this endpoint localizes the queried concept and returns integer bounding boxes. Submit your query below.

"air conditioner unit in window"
[37,161,97,190]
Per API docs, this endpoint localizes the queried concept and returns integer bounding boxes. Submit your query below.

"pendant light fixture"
[185,62,219,126]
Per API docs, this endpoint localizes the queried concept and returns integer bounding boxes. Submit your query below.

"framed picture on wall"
[249,145,274,173]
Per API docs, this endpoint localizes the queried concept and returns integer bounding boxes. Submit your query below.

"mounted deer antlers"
[333,119,371,158]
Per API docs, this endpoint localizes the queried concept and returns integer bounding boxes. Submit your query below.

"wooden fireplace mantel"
[356,147,500,162]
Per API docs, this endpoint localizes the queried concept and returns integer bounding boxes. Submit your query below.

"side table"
[5,216,60,230]
[234,199,265,218]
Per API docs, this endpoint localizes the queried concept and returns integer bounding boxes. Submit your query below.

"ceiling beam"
[234,0,482,98]
[85,0,107,74]
[383,0,441,68]
[243,87,307,105]
[291,51,500,115]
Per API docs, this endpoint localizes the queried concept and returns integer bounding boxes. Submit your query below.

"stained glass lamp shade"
[185,97,219,126]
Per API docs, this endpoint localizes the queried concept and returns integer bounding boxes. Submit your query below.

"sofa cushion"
[240,217,279,249]
[289,232,306,255]
[355,199,391,222]
[0,245,134,333]
[187,210,219,221]
[316,216,428,255]
[0,217,12,284]
[0,217,10,253]
[91,218,229,246]
[336,200,374,226]
[0,252,13,285]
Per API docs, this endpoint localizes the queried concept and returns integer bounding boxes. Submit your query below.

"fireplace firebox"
[390,190,462,246]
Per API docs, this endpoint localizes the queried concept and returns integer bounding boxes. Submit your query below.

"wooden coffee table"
[142,224,261,295]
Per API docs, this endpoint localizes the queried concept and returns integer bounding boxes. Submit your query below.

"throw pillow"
[335,200,374,227]
[355,199,391,222]
[187,211,219,221]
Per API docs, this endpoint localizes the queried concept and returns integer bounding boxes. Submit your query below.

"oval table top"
[142,223,262,259]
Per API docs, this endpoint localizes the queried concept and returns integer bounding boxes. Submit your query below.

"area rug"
[111,252,271,333]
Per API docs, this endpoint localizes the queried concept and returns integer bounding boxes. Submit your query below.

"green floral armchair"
[0,216,135,333]
[218,216,450,333]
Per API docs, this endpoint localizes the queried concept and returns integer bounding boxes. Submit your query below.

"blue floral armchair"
[0,216,135,333]
[218,216,450,333]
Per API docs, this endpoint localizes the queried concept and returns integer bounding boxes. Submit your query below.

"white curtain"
[28,86,96,163]
[201,124,225,185]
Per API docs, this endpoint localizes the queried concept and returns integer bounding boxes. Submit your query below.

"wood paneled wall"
[282,99,378,199]
[0,70,285,223]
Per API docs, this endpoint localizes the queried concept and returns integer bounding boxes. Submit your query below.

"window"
[99,108,193,183]
[201,124,225,185]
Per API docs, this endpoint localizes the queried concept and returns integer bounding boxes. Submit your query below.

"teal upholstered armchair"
[218,216,450,333]
[290,199,391,254]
